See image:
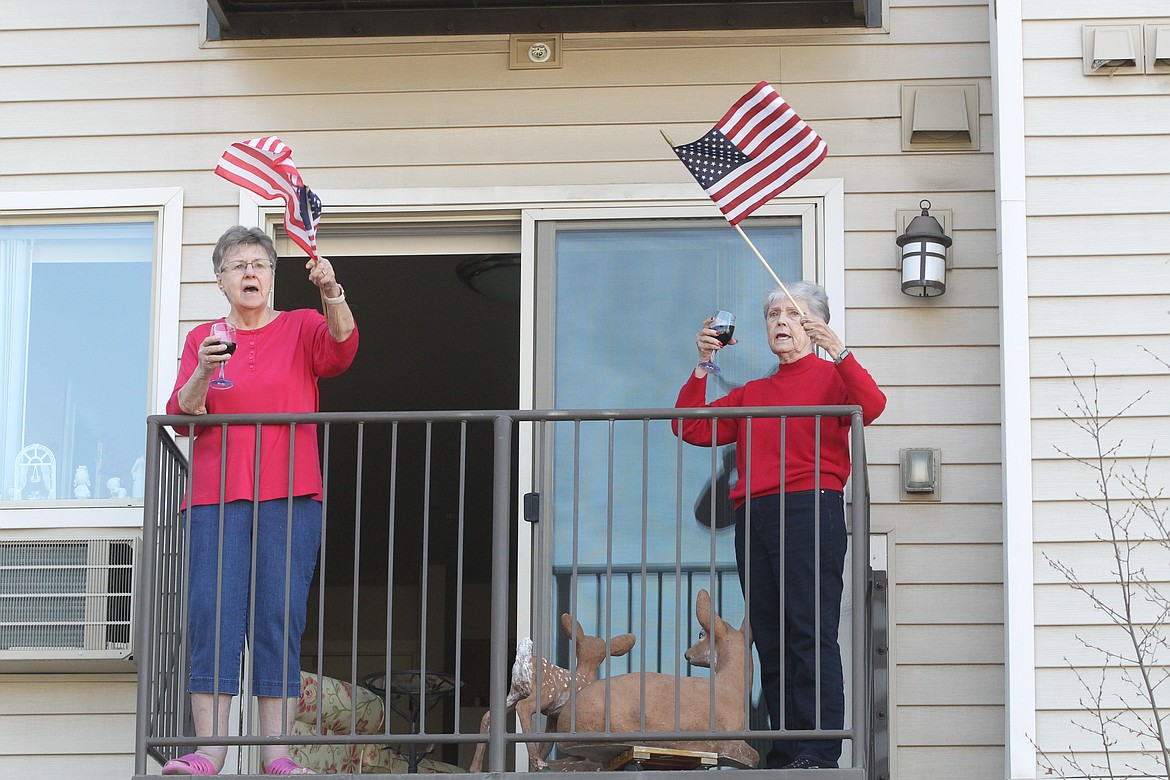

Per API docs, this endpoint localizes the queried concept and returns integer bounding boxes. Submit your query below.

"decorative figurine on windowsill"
[107,477,128,499]
[73,465,91,499]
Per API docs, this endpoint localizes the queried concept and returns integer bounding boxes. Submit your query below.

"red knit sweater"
[167,309,359,506]
[674,352,885,504]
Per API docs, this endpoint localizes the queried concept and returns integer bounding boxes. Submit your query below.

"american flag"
[671,82,828,225]
[214,136,321,261]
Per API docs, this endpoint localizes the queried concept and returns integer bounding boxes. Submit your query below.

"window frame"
[0,188,183,528]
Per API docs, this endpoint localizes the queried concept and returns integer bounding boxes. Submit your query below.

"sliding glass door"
[533,217,810,670]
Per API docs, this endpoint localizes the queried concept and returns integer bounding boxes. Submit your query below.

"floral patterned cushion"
[290,719,367,775]
[292,672,386,774]
[364,747,464,774]
[297,672,385,735]
[290,672,464,774]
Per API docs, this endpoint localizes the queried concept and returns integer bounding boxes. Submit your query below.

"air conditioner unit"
[0,538,138,672]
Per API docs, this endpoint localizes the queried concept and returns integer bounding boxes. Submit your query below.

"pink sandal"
[162,753,218,775]
[263,756,315,775]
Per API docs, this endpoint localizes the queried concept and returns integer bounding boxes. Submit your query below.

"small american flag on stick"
[669,82,827,225]
[215,136,322,262]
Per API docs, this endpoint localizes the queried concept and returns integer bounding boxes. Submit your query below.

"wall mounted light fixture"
[901,447,941,500]
[897,200,951,298]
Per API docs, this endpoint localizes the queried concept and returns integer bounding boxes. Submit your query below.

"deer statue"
[557,588,758,768]
[469,613,636,771]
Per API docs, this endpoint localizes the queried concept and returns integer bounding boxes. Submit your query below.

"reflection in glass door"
[536,219,805,673]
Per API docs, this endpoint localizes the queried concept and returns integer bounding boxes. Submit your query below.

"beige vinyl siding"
[1026,135,1170,176]
[1022,0,1170,773]
[896,746,1007,780]
[0,675,137,780]
[0,1,1003,776]
[674,7,999,772]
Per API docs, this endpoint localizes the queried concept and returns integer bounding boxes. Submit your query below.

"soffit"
[205,0,879,41]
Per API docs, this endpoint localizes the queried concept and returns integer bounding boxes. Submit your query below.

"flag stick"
[733,224,805,317]
[660,129,806,317]
[297,186,327,312]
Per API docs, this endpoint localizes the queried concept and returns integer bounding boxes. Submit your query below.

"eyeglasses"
[220,259,274,274]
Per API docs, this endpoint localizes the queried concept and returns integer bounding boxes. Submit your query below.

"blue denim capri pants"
[185,497,322,699]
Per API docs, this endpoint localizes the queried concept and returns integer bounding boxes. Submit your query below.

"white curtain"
[0,239,33,498]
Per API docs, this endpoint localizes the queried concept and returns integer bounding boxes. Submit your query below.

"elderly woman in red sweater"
[164,226,358,776]
[674,281,885,771]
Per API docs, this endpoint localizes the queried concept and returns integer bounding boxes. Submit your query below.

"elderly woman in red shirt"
[164,226,358,776]
[674,281,885,771]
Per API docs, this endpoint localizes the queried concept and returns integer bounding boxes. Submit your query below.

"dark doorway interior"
[275,253,520,759]
[278,253,520,583]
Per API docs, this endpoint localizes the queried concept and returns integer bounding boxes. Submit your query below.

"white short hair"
[763,281,830,322]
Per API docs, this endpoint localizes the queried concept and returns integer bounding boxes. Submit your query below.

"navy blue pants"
[735,490,846,769]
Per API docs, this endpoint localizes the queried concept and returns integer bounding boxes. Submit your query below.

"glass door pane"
[540,219,804,671]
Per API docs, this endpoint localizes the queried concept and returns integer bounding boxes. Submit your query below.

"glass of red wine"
[698,309,736,374]
[208,321,237,390]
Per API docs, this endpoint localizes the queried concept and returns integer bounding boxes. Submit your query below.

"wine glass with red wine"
[697,309,736,374]
[208,321,237,390]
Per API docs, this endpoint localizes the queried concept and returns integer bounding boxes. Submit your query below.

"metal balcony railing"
[135,406,880,777]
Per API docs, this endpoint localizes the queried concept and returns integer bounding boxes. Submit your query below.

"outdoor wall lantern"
[897,200,951,297]
[901,447,941,500]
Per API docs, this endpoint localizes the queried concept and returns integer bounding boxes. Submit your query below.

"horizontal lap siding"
[1027,256,1170,295]
[873,503,1003,544]
[1023,1,1170,774]
[1031,417,1170,458]
[897,746,1008,779]
[0,676,136,780]
[1030,335,1170,377]
[0,1,1003,777]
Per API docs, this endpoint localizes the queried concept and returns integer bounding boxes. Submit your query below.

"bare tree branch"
[1038,353,1170,778]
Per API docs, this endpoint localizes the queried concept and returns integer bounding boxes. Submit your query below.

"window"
[1,221,153,502]
[0,188,182,519]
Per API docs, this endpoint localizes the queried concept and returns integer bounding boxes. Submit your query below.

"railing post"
[135,421,162,774]
[488,415,513,773]
[850,411,870,770]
